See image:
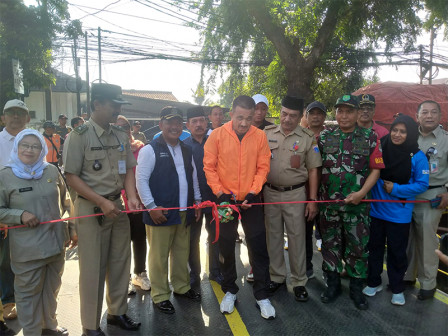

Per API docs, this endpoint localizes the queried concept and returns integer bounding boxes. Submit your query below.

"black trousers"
[367,216,411,294]
[219,198,270,300]
[128,212,147,274]
[305,212,321,271]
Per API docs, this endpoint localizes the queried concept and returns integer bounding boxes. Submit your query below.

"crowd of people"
[0,83,447,335]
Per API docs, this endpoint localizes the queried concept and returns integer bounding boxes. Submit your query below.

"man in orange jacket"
[204,95,275,320]
[42,121,61,166]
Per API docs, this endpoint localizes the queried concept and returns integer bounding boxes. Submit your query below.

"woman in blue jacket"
[363,115,429,306]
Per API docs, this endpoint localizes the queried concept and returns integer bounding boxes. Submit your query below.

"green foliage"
[192,0,442,107]
[0,0,75,106]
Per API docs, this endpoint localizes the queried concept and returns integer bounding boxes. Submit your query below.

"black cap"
[43,121,56,128]
[58,114,68,119]
[187,106,205,120]
[306,101,326,114]
[91,83,130,105]
[281,96,304,111]
[160,106,183,121]
[358,94,376,106]
[334,94,359,108]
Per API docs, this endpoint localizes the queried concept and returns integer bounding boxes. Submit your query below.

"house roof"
[123,90,178,101]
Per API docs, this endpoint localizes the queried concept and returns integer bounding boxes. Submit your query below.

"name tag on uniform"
[118,160,126,174]
[19,187,33,192]
[90,147,103,151]
[430,159,439,174]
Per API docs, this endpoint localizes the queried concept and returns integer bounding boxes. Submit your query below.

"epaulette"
[111,124,126,132]
[302,128,314,137]
[265,124,277,131]
[73,124,88,135]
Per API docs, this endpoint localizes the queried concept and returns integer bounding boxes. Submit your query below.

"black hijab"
[380,115,420,184]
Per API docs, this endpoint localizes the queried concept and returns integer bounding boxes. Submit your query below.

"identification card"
[118,160,126,174]
[290,155,300,169]
[430,159,439,174]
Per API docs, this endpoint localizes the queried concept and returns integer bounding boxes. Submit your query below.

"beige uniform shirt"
[63,119,136,196]
[0,165,68,262]
[265,124,322,186]
[418,126,448,188]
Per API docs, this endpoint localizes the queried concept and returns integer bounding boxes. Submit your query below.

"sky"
[25,0,448,104]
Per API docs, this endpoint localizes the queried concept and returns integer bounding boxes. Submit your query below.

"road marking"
[209,280,250,336]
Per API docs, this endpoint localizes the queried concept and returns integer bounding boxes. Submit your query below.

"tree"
[193,0,437,111]
[0,0,78,107]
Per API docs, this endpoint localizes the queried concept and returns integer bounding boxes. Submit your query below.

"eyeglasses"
[19,143,42,152]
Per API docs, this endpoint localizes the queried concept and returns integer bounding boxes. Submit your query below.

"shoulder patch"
[73,124,88,135]
[302,128,314,137]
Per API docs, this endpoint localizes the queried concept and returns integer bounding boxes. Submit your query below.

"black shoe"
[81,328,104,336]
[349,278,369,310]
[174,289,201,302]
[154,300,175,314]
[41,326,68,336]
[0,321,15,336]
[321,271,341,303]
[106,314,141,331]
[417,288,436,300]
[293,286,309,302]
[267,281,285,294]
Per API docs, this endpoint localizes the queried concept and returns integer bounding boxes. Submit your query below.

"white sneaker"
[256,298,276,320]
[132,272,151,291]
[362,285,383,297]
[391,292,405,306]
[220,292,237,314]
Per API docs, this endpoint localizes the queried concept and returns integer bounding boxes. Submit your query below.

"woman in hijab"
[0,129,71,336]
[363,115,429,306]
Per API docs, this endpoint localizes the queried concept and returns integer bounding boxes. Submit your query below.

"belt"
[266,182,305,192]
[78,193,121,201]
[428,185,445,189]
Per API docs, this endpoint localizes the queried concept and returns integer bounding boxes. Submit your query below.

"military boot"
[350,277,369,310]
[321,271,342,303]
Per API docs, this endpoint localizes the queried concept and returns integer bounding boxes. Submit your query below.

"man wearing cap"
[318,94,384,310]
[131,121,147,144]
[0,99,30,322]
[206,105,224,135]
[63,83,141,336]
[304,101,327,277]
[136,106,202,314]
[55,114,72,142]
[184,106,222,286]
[42,121,62,167]
[204,95,275,320]
[252,94,273,130]
[357,94,388,139]
[263,96,322,302]
[404,100,448,300]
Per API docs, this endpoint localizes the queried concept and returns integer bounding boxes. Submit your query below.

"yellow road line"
[209,280,250,336]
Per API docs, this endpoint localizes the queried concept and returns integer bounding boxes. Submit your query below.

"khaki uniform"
[0,165,68,335]
[132,131,147,144]
[405,126,448,289]
[63,119,136,330]
[263,124,322,286]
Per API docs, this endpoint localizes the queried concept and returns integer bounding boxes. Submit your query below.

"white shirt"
[136,141,201,211]
[0,129,16,169]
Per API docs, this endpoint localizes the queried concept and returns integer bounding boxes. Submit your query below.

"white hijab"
[5,129,49,180]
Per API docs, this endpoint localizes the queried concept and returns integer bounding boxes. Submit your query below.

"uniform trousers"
[128,212,147,274]
[11,251,64,335]
[264,186,307,287]
[319,205,370,278]
[205,213,221,278]
[405,191,443,290]
[219,197,270,300]
[0,235,15,304]
[367,217,410,294]
[76,197,131,330]
[147,211,191,304]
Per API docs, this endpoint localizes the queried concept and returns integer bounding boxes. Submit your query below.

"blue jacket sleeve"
[390,151,429,199]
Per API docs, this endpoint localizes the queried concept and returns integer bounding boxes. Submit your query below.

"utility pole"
[429,28,435,84]
[419,45,423,84]
[72,37,81,116]
[85,31,90,115]
[98,27,102,83]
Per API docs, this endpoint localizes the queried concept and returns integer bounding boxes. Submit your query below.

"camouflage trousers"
[319,205,370,278]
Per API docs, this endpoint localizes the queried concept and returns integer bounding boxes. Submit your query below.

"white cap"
[3,99,29,113]
[252,94,269,107]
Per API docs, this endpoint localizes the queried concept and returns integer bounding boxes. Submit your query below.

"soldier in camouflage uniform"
[318,94,384,310]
